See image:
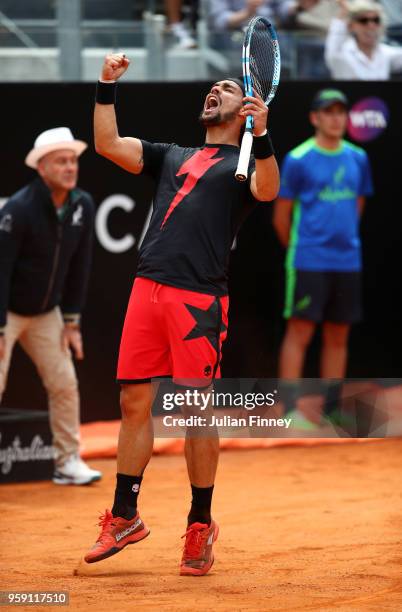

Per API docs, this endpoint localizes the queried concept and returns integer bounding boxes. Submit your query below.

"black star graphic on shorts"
[183,301,227,352]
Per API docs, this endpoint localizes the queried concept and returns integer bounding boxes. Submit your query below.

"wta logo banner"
[347,97,389,143]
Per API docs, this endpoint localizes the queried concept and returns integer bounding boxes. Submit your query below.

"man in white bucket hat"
[325,0,402,79]
[0,127,101,485]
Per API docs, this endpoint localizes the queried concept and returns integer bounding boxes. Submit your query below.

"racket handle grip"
[235,130,253,182]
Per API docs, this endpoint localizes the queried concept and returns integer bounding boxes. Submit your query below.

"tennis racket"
[235,16,281,182]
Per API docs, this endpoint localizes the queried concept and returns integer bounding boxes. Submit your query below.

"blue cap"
[311,89,349,111]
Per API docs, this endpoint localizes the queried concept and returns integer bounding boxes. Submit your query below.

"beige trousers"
[0,307,80,466]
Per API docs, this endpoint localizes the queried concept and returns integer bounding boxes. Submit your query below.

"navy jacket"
[0,177,95,327]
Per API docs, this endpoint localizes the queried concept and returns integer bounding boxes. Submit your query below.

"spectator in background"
[290,0,337,31]
[0,128,101,485]
[206,0,323,76]
[325,0,402,79]
[273,90,373,428]
[207,0,321,33]
[284,0,338,79]
[381,0,402,27]
[165,0,197,48]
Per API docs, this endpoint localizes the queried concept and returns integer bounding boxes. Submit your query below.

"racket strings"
[236,16,280,181]
[249,56,265,99]
[248,21,279,105]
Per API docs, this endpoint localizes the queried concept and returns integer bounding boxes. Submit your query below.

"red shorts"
[117,277,229,387]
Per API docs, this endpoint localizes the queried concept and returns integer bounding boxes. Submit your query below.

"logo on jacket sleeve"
[0,214,12,233]
[72,205,83,226]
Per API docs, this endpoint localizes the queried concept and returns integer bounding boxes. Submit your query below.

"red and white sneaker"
[180,520,219,576]
[84,509,150,563]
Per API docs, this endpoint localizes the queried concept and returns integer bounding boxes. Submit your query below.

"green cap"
[311,89,349,111]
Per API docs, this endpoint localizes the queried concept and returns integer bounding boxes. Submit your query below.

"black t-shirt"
[137,140,257,296]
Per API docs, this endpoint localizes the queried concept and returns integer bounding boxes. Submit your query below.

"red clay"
[1,440,402,611]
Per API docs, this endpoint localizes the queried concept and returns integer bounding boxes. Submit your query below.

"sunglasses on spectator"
[354,16,381,25]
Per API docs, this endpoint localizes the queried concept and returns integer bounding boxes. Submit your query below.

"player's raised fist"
[100,53,130,82]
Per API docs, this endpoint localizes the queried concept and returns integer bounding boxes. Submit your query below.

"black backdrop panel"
[1,82,401,422]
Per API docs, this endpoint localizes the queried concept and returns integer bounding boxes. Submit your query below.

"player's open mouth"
[205,94,220,112]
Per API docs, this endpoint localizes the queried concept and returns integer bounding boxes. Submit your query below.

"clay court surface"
[1,439,402,611]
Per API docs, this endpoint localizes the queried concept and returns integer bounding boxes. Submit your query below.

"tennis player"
[84,54,279,575]
[274,89,373,424]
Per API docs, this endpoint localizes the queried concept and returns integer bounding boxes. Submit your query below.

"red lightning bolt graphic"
[160,147,223,229]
